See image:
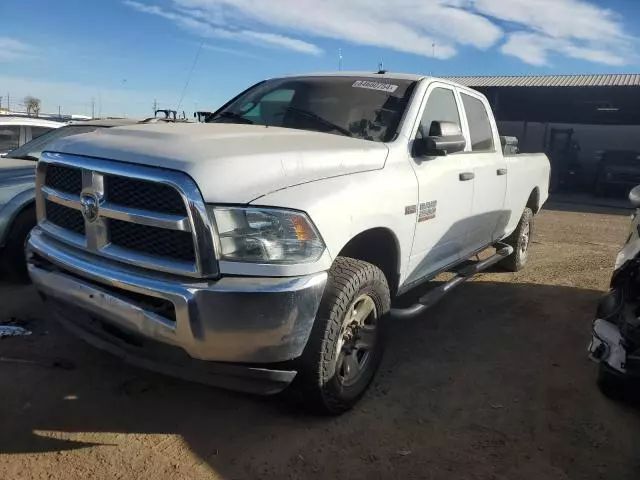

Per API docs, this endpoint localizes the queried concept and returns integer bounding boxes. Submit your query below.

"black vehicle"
[594,150,640,197]
[589,185,640,399]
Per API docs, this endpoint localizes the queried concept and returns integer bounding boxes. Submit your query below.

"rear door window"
[0,125,20,152]
[461,93,495,151]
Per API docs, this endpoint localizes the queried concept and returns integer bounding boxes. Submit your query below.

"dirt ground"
[1,205,639,480]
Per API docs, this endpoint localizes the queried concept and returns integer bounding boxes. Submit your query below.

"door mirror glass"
[629,184,640,208]
[414,120,466,157]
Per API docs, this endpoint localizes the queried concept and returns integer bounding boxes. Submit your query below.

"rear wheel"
[500,207,533,272]
[0,206,36,283]
[292,257,390,415]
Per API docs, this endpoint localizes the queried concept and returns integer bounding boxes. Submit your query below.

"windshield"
[5,125,102,161]
[207,76,417,142]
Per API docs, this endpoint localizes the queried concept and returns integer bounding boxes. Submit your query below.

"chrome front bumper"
[27,228,327,392]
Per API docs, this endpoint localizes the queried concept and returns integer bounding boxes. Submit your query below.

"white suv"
[0,116,64,157]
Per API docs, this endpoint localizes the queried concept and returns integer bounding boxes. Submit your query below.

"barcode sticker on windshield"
[352,80,398,93]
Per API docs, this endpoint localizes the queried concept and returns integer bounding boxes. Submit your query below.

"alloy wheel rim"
[520,221,530,259]
[336,294,378,387]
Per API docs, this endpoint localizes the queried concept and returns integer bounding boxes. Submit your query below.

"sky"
[1,0,639,117]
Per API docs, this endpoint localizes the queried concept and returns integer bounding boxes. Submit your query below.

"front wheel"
[500,207,533,272]
[292,257,390,415]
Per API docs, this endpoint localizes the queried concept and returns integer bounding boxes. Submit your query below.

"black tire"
[0,205,36,283]
[292,257,391,415]
[597,363,629,401]
[500,207,533,272]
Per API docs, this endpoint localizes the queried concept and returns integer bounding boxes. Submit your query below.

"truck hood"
[47,123,389,203]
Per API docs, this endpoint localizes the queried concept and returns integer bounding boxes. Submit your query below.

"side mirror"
[630,185,640,208]
[500,136,519,155]
[414,121,466,157]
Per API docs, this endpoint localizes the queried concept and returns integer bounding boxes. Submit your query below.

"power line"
[176,41,204,113]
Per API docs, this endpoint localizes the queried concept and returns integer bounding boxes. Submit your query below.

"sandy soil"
[1,205,639,480]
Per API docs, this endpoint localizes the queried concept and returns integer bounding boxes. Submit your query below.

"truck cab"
[26,72,550,413]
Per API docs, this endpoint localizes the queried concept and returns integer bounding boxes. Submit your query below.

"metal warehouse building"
[447,74,640,199]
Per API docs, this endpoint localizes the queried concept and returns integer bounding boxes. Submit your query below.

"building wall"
[498,121,640,190]
[499,120,640,162]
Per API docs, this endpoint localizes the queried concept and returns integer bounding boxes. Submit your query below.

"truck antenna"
[430,43,436,76]
[176,41,203,113]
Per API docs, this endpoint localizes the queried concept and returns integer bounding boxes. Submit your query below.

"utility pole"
[91,97,95,118]
[0,96,2,110]
[58,105,61,118]
[7,93,10,112]
[152,99,158,114]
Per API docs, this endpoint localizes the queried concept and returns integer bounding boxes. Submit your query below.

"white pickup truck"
[27,72,550,413]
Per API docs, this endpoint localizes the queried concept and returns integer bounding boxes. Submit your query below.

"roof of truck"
[284,71,429,82]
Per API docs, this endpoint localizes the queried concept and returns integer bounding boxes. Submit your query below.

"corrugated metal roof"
[445,74,640,88]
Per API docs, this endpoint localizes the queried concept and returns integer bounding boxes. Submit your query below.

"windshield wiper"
[208,111,254,124]
[6,154,39,161]
[281,107,353,137]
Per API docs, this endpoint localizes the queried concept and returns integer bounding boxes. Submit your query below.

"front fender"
[0,187,35,247]
[252,163,418,285]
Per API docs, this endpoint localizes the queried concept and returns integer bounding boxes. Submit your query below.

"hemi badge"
[405,205,417,215]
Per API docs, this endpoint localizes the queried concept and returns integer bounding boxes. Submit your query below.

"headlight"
[209,206,325,264]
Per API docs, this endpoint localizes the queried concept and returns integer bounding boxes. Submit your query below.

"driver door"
[404,84,474,286]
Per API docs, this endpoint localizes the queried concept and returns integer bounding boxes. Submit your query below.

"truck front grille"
[109,218,195,262]
[105,175,187,215]
[46,202,85,235]
[45,164,82,194]
[37,155,218,278]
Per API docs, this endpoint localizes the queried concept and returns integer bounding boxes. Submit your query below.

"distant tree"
[24,96,41,116]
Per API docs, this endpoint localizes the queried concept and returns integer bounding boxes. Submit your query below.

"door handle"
[459,172,474,181]
[497,168,507,176]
